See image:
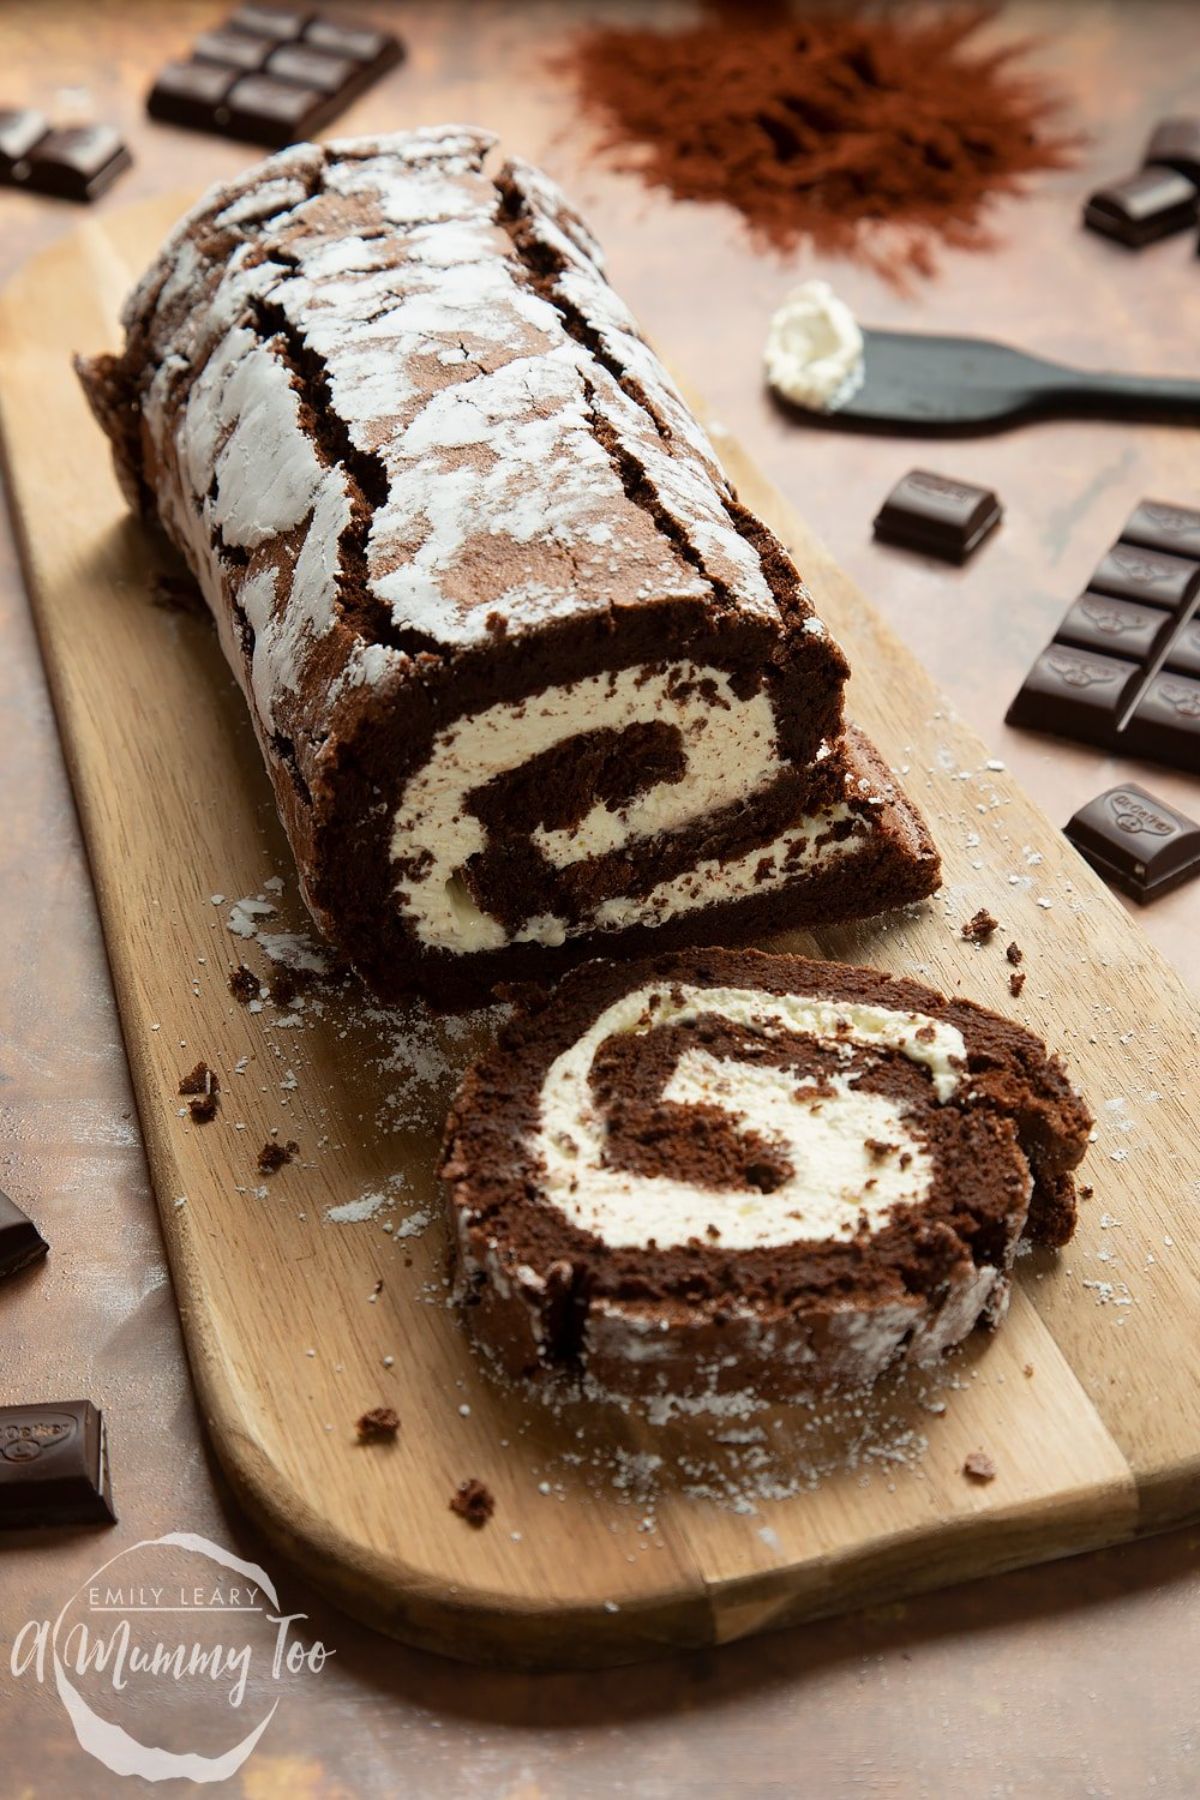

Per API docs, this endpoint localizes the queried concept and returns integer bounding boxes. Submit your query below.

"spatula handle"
[1046,369,1200,422]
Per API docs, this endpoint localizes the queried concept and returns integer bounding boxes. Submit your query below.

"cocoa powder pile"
[557,3,1079,278]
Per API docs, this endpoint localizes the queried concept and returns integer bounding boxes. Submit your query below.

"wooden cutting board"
[2,197,1199,1670]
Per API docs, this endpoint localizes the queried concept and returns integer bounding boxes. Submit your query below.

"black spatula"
[791,328,1200,435]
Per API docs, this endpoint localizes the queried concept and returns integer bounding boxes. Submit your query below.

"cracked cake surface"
[441,948,1092,1403]
[77,126,939,1003]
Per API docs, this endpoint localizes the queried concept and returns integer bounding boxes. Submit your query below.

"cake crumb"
[1009,971,1026,997]
[229,964,261,1004]
[257,1138,299,1175]
[450,1478,495,1528]
[356,1406,400,1444]
[963,1451,996,1483]
[1079,1183,1094,1201]
[1023,1363,1034,1378]
[1006,941,1024,965]
[961,909,998,943]
[178,1062,219,1122]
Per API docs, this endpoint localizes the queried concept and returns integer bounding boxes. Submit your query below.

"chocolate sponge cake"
[441,949,1091,1403]
[77,127,938,1004]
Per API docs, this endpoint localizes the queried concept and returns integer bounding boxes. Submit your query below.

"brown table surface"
[3,2,1199,1793]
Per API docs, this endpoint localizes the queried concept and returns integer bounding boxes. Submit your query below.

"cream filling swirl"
[531,984,967,1251]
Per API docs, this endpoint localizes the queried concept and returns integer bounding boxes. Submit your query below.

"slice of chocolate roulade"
[441,949,1091,1403]
[77,127,939,1005]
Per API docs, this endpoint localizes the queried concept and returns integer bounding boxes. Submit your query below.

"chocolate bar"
[0,110,130,202]
[1144,117,1200,187]
[0,1401,116,1528]
[872,469,1002,564]
[148,7,404,146]
[1007,497,1200,773]
[1082,166,1198,248]
[0,1189,48,1281]
[1064,783,1200,903]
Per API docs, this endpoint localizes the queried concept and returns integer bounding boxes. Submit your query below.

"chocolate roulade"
[441,949,1091,1403]
[78,127,939,1004]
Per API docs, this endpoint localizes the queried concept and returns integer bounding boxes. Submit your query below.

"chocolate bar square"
[1088,542,1200,611]
[1005,646,1142,748]
[0,1401,116,1528]
[1164,616,1200,679]
[267,44,356,95]
[1119,499,1200,564]
[148,61,238,131]
[194,28,273,72]
[230,4,314,39]
[1056,592,1175,663]
[1065,783,1200,903]
[872,469,1002,564]
[225,74,323,144]
[0,107,48,172]
[1123,671,1200,772]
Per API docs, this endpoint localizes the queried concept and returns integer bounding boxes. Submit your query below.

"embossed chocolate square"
[1120,499,1200,564]
[872,469,1001,564]
[1088,542,1200,611]
[1164,615,1200,679]
[1065,783,1200,902]
[1056,592,1174,663]
[1005,646,1141,748]
[1123,670,1200,773]
[0,1400,116,1528]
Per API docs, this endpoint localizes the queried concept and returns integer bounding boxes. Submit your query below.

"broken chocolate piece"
[873,469,1001,565]
[1064,783,1200,903]
[0,1190,48,1282]
[0,1401,116,1528]
[1083,166,1198,247]
[0,113,130,202]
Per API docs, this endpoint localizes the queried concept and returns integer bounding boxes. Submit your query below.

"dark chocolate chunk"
[0,1190,48,1282]
[0,118,130,202]
[0,1401,116,1528]
[1005,646,1142,748]
[1120,499,1200,564]
[1056,592,1174,662]
[148,60,238,131]
[194,28,273,71]
[148,9,403,145]
[1122,671,1200,772]
[1064,783,1200,903]
[0,107,48,172]
[872,469,1001,564]
[1083,166,1199,248]
[1088,543,1200,611]
[1164,615,1200,679]
[1144,117,1200,186]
